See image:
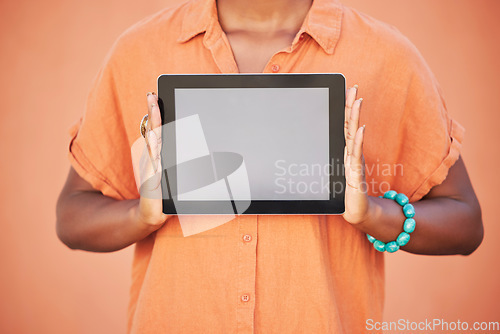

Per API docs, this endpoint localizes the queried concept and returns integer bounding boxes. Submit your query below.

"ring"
[140,114,149,138]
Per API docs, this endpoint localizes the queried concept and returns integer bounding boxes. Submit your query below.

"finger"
[139,138,162,193]
[147,92,161,129]
[346,125,366,192]
[352,125,365,162]
[148,129,161,171]
[346,97,362,157]
[344,85,358,138]
[145,92,162,174]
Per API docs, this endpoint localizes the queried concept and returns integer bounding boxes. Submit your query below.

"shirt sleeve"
[68,42,139,200]
[360,26,465,202]
[400,72,465,201]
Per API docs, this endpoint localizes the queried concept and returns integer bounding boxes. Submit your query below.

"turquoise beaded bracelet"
[366,190,416,253]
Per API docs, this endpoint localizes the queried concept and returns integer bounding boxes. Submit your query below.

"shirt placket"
[200,23,304,334]
[262,32,306,74]
[236,215,258,334]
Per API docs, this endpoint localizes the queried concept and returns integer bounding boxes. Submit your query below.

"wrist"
[355,196,382,231]
[365,191,416,253]
[131,199,165,233]
[355,196,404,241]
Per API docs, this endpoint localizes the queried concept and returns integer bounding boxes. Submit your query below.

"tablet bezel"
[158,73,346,215]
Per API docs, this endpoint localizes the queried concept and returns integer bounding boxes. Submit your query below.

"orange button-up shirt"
[68,0,463,332]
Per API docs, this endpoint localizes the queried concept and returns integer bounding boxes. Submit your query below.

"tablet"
[158,73,346,215]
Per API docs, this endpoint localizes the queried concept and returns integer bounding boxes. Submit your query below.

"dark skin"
[56,0,483,254]
[217,0,312,72]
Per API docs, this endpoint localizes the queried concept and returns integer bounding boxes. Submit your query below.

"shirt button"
[271,64,280,73]
[299,33,305,41]
[241,294,250,302]
[242,234,252,242]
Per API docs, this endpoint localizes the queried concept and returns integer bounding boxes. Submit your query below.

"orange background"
[1,0,499,333]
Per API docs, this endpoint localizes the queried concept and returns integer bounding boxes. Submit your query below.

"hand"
[135,92,170,228]
[342,85,371,224]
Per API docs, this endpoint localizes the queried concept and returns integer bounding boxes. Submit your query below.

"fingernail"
[353,84,358,89]
[363,124,366,131]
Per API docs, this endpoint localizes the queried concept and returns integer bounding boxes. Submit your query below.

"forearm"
[56,191,158,252]
[341,87,483,256]
[356,195,483,255]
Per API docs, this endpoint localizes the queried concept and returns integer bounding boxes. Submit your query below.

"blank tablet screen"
[174,87,330,201]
